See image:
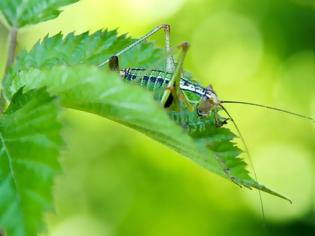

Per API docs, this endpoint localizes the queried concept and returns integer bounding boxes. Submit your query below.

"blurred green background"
[1,0,315,235]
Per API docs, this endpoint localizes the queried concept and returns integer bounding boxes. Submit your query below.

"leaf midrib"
[0,132,25,232]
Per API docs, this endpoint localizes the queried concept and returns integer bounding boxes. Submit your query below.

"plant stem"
[0,28,18,112]
[4,28,17,75]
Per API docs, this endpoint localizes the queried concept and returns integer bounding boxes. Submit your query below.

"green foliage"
[2,30,289,201]
[5,30,162,84]
[4,64,290,202]
[0,1,293,235]
[0,0,79,28]
[0,88,62,236]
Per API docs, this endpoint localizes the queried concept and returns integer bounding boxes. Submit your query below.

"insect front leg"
[214,110,229,127]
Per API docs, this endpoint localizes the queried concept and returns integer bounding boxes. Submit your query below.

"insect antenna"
[221,100,315,123]
[219,104,267,232]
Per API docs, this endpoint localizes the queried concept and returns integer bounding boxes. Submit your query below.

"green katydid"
[99,24,314,208]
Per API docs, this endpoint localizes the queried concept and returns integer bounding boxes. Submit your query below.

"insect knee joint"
[162,24,171,32]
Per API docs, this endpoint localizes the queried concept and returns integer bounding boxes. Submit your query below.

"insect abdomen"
[123,68,170,86]
[123,68,172,100]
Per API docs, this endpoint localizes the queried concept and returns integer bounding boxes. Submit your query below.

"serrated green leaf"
[3,65,291,202]
[0,88,62,236]
[5,29,162,83]
[0,0,79,28]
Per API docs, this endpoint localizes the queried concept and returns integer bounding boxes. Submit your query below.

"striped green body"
[122,68,222,132]
[123,68,206,102]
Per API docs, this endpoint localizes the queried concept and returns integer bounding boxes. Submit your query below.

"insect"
[97,24,315,225]
[99,24,314,124]
[98,24,314,190]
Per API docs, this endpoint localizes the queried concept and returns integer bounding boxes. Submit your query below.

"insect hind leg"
[163,24,175,73]
[161,42,193,112]
[99,24,175,72]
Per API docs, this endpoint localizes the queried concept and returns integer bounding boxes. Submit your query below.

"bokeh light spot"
[49,214,110,236]
[122,0,185,22]
[274,51,315,112]
[244,144,313,222]
[191,12,263,86]
[87,0,186,30]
